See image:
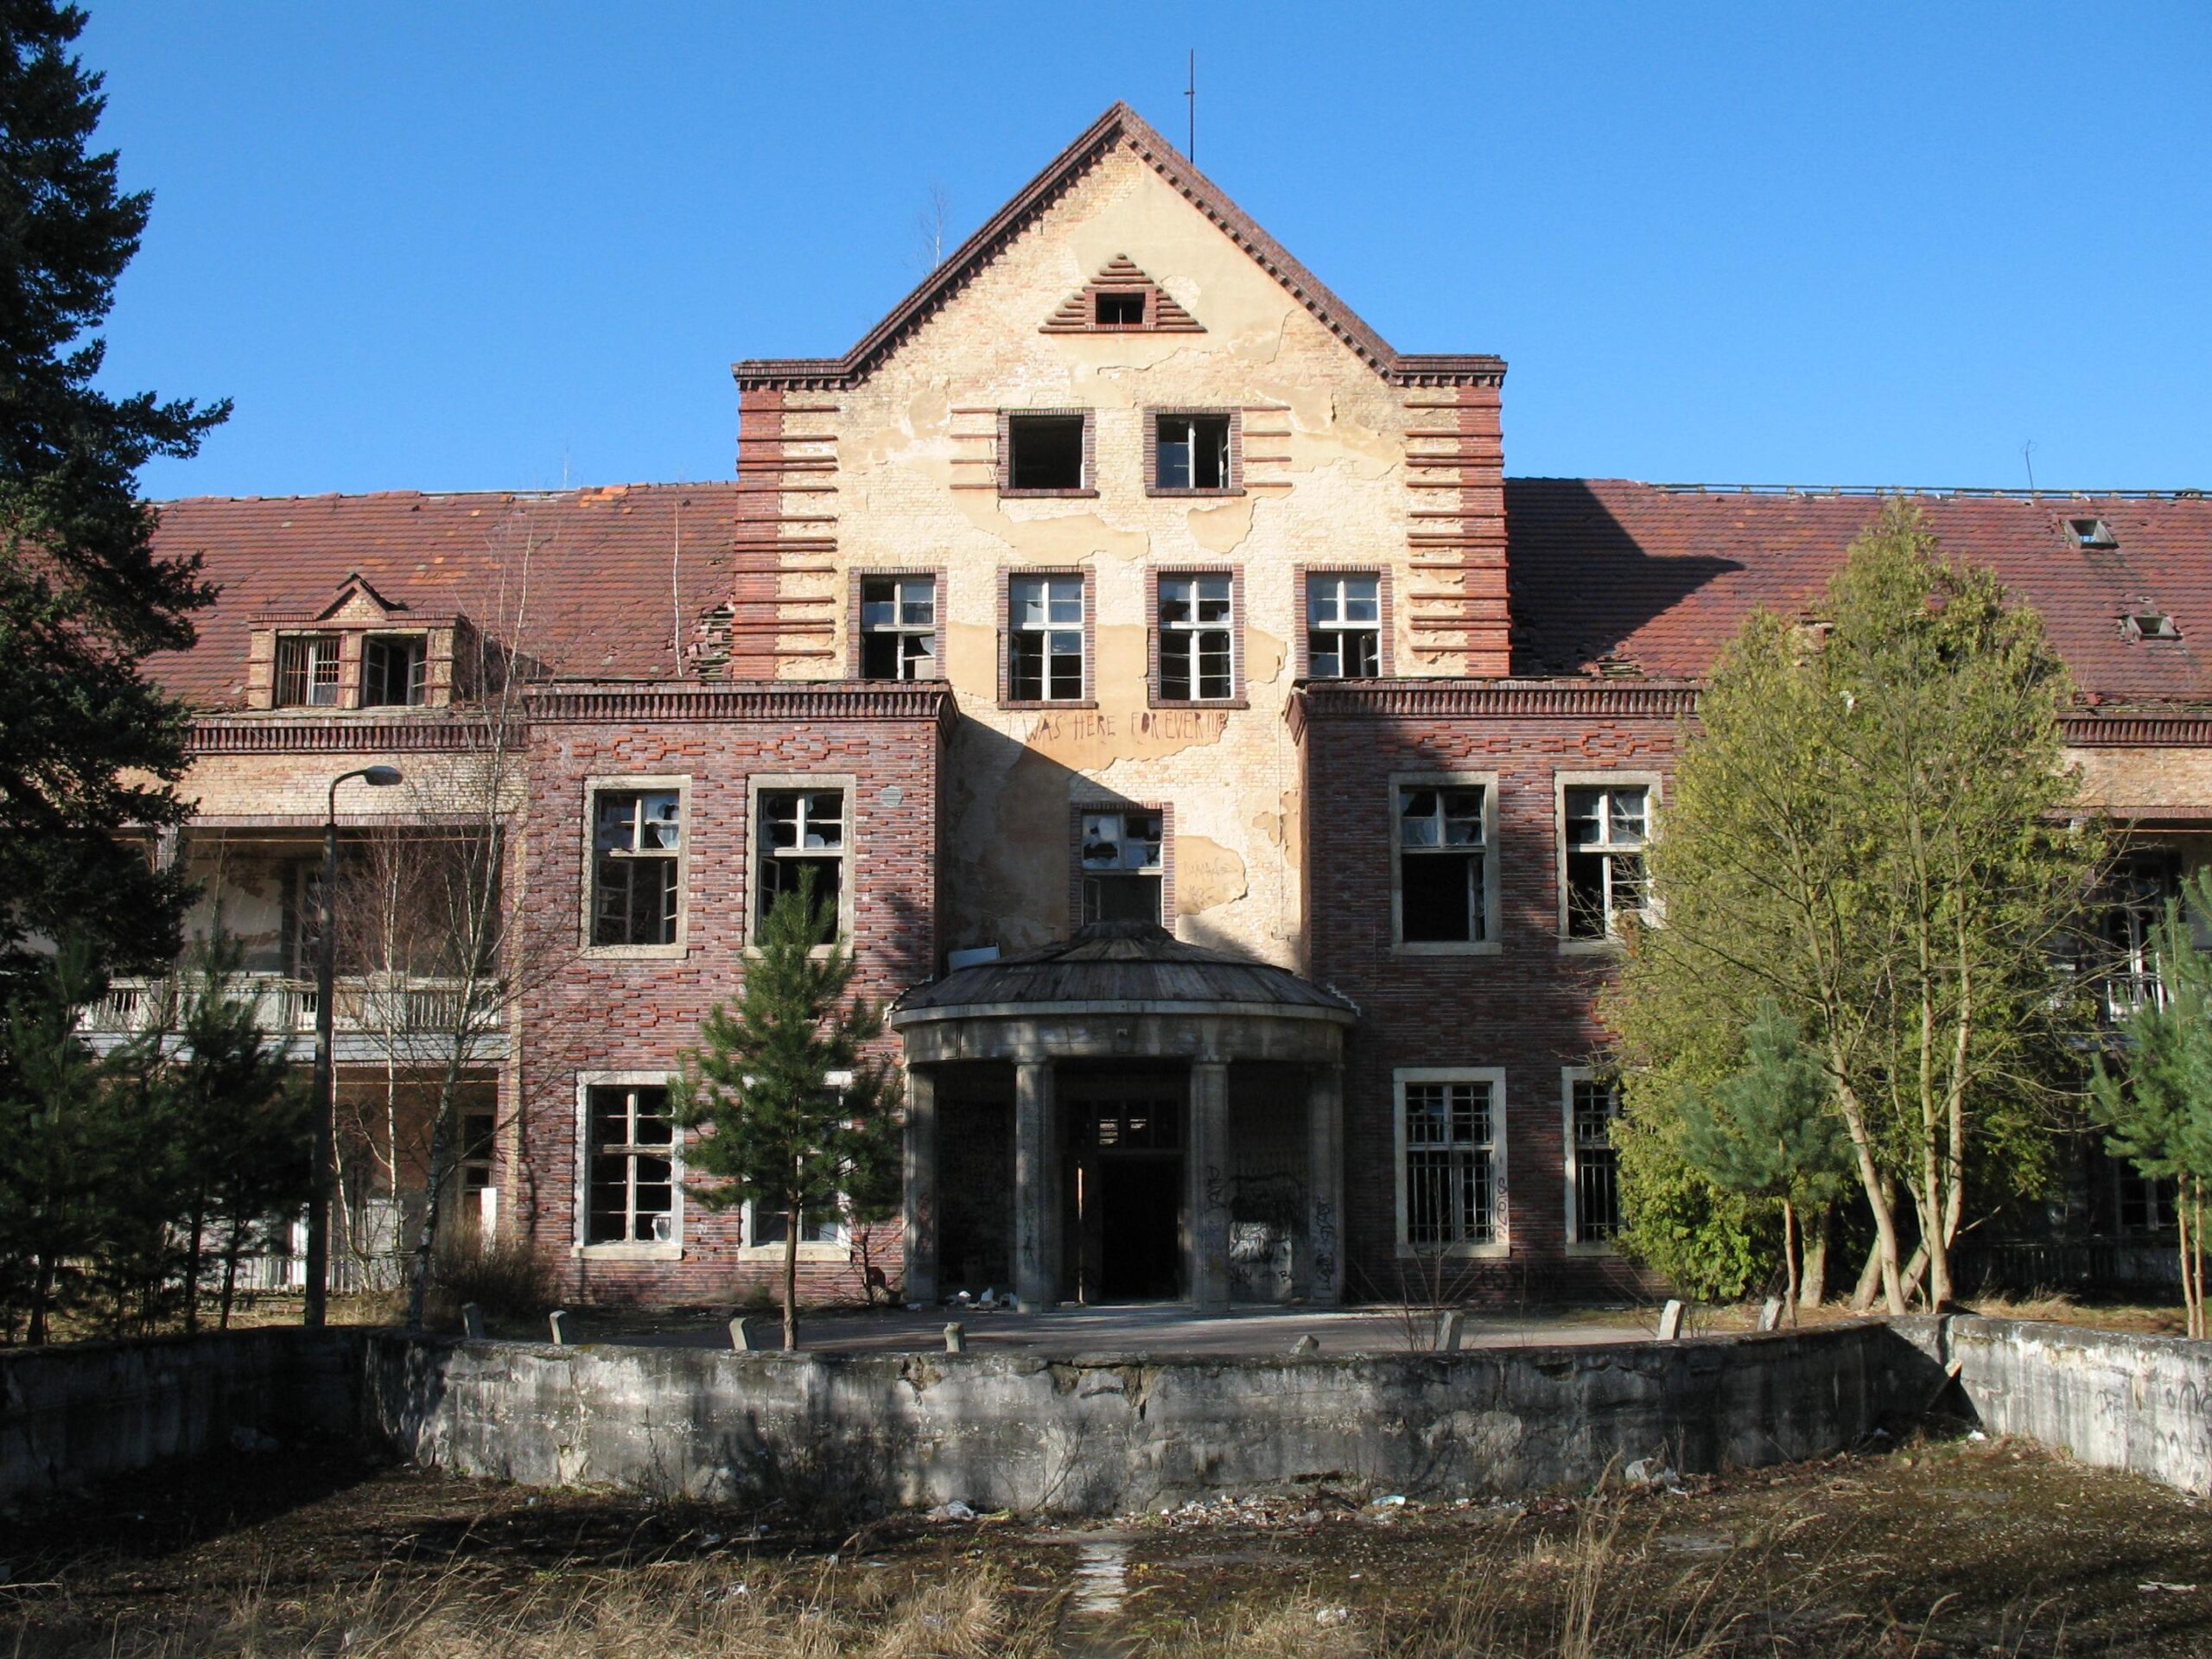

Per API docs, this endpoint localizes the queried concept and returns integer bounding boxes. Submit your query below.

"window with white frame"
[1566,1072,1622,1246]
[1153,412,1233,492]
[749,1203,844,1249]
[1080,808,1164,925]
[1395,780,1491,946]
[757,787,847,941]
[859,575,937,680]
[1397,1071,1501,1250]
[584,1083,676,1246]
[591,788,683,948]
[1306,574,1381,678]
[274,633,340,708]
[1157,574,1234,702]
[361,634,427,707]
[1563,782,1651,940]
[1008,575,1085,702]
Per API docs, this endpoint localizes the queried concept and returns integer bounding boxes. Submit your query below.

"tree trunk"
[1834,1077,1907,1313]
[29,1255,54,1346]
[183,1196,207,1335]
[404,1053,469,1333]
[1781,1199,1800,1325]
[1849,1229,1885,1313]
[782,1207,801,1351]
[1800,1205,1830,1309]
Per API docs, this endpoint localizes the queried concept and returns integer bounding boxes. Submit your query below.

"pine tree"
[671,874,901,1351]
[0,2,228,976]
[1675,1001,1855,1315]
[2091,871,2212,1339]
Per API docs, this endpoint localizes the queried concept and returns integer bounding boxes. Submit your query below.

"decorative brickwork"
[1041,255,1204,334]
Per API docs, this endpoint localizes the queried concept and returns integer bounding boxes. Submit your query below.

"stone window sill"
[1395,1242,1509,1261]
[999,488,1099,500]
[1394,939,1504,957]
[575,1243,683,1262]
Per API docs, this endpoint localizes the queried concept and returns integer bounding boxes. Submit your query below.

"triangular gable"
[316,570,404,622]
[1041,254,1204,334]
[734,102,1503,391]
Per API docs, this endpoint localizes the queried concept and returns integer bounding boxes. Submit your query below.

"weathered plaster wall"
[363,1324,1925,1514]
[764,143,1485,967]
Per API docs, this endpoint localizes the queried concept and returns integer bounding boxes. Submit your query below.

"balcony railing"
[81,974,499,1038]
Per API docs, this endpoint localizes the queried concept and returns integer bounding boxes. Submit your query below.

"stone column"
[1306,1062,1345,1305]
[1014,1059,1058,1313]
[1186,1059,1231,1312]
[901,1065,938,1306]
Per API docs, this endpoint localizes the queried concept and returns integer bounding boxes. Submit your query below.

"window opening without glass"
[586,1083,674,1246]
[1571,1078,1622,1243]
[1397,785,1486,944]
[591,790,682,948]
[753,1205,842,1248]
[1159,574,1233,702]
[758,788,845,941]
[1403,1077,1497,1247]
[1006,414,1087,491]
[1154,413,1231,491]
[1081,809,1164,925]
[1093,289,1146,327]
[860,576,936,679]
[1306,575,1381,677]
[1565,784,1649,938]
[274,634,340,708]
[361,634,426,707]
[1009,575,1084,702]
[2069,517,2117,549]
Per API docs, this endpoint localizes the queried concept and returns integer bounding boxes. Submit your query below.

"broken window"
[1306,574,1382,678]
[2126,608,2181,642]
[1154,412,1232,491]
[1008,575,1085,702]
[2069,517,2117,548]
[1093,289,1146,327]
[2117,1169,2176,1235]
[1158,574,1234,702]
[751,1205,843,1248]
[460,1109,495,1196]
[591,789,683,948]
[1569,1077,1622,1243]
[860,575,937,679]
[1395,783,1488,944]
[275,633,340,708]
[758,788,845,942]
[1564,784,1650,939]
[1401,1074,1497,1248]
[1080,809,1164,925]
[585,1083,675,1246]
[361,634,427,707]
[1005,413,1088,491]
[2094,853,2179,1020]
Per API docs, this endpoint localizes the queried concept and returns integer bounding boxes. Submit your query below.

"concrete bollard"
[944,1321,967,1354]
[1289,1333,1320,1355]
[1758,1298,1783,1332]
[1435,1310,1465,1352]
[728,1316,753,1351]
[548,1309,570,1347]
[1656,1300,1686,1341]
[460,1302,486,1340]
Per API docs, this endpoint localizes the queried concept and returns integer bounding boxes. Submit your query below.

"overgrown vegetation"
[1607,501,2101,1313]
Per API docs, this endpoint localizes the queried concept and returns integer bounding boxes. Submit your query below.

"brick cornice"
[1294,679,1703,728]
[188,715,512,754]
[2062,712,2212,747]
[524,681,956,728]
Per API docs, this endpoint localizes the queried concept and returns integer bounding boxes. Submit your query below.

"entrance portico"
[890,923,1356,1313]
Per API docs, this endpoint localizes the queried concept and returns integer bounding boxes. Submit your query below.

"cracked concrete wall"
[362,1325,1926,1515]
[776,144,1447,966]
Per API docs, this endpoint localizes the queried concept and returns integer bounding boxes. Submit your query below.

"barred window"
[1158,574,1234,702]
[1400,1074,1498,1249]
[275,634,341,708]
[1569,1077,1622,1243]
[585,1084,675,1246]
[1565,784,1650,939]
[1306,574,1380,678]
[758,788,845,941]
[1008,575,1085,702]
[591,790,683,947]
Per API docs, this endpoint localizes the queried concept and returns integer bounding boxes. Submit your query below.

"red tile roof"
[146,484,743,709]
[1506,480,2212,705]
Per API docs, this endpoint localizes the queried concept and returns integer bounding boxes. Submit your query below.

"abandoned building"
[108,103,2212,1309]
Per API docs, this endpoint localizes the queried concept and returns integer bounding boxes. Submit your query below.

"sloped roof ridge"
[1524,477,2206,501]
[734,101,1502,391]
[152,480,745,510]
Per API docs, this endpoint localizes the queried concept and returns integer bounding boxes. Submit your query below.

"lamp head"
[361,766,404,787]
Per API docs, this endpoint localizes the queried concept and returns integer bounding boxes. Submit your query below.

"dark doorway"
[1071,1091,1184,1302]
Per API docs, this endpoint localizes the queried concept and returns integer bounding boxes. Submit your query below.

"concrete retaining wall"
[0,1327,360,1503]
[1899,1315,2212,1497]
[360,1325,1929,1514]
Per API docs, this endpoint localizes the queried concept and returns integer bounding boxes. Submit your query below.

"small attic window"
[2125,609,2181,643]
[2069,517,2117,549]
[1094,289,1146,327]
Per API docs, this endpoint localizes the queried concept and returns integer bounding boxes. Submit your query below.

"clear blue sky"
[86,3,2210,501]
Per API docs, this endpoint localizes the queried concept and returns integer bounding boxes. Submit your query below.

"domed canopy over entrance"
[890,923,1355,1313]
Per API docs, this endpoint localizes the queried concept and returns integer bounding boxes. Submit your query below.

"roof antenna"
[2023,439,2037,496]
[1185,49,1196,161]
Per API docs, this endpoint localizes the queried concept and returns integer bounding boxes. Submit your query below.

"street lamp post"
[304,764,404,1328]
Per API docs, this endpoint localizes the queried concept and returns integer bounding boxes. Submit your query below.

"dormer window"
[2069,517,2117,549]
[362,634,427,707]
[274,634,340,708]
[2126,609,2181,642]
